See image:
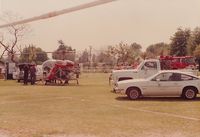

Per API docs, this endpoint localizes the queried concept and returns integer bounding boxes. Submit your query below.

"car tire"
[127,88,141,100]
[182,87,197,100]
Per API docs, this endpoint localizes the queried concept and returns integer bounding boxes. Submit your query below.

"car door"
[142,80,160,96]
[143,72,182,96]
[158,73,182,96]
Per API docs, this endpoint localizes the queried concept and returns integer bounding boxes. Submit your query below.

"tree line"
[78,27,200,66]
[1,27,200,66]
[1,12,200,65]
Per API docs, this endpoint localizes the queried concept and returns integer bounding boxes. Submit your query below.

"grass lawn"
[0,73,200,137]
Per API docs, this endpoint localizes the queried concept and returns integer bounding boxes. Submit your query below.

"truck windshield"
[141,62,157,70]
[136,61,144,70]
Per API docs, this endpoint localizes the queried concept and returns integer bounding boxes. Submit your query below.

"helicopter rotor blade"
[0,0,117,28]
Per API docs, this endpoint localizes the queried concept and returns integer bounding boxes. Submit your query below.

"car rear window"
[181,74,199,81]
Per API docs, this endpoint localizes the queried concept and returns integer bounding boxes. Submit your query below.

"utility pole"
[89,46,92,69]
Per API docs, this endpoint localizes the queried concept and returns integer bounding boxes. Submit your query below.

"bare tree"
[107,42,142,65]
[0,12,31,62]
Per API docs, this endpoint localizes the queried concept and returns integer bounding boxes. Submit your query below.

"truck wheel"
[127,88,141,100]
[182,87,197,100]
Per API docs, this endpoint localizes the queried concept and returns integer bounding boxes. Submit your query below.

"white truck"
[110,59,198,85]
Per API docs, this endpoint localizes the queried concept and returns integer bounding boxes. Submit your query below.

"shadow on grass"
[32,82,80,87]
[115,96,200,102]
[110,90,116,93]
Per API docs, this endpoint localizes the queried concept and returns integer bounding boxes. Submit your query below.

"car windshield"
[147,72,161,80]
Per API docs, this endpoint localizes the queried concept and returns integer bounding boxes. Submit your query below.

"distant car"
[114,70,200,100]
[13,63,43,82]
[12,68,20,80]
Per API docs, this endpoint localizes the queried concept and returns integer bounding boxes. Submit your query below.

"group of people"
[23,64,36,85]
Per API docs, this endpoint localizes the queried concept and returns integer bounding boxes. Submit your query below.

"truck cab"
[111,59,161,84]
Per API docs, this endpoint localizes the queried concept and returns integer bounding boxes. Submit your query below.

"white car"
[13,64,43,82]
[114,70,200,100]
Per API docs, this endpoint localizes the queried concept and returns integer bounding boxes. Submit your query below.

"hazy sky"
[1,0,200,52]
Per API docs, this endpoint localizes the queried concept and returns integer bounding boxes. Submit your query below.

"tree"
[0,12,31,62]
[170,28,191,56]
[116,42,130,64]
[35,47,49,64]
[19,45,48,65]
[193,45,200,71]
[79,49,89,63]
[96,51,115,65]
[188,27,200,55]
[130,42,142,57]
[146,42,169,58]
[52,40,75,61]
[140,51,147,60]
[193,27,200,45]
[107,42,142,65]
[131,42,142,52]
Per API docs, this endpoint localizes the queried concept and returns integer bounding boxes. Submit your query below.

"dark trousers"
[30,74,36,85]
[24,74,28,85]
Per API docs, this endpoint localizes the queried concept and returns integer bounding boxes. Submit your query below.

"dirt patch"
[142,131,187,137]
[0,130,12,137]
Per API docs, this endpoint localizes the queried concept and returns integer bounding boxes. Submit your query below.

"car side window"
[152,73,172,81]
[181,74,198,81]
[168,73,181,81]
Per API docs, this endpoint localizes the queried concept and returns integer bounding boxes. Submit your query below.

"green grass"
[0,73,200,137]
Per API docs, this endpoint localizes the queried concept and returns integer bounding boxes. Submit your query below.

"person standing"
[30,65,36,85]
[23,64,29,85]
[1,68,5,80]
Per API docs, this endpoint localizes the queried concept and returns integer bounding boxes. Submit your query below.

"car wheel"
[127,88,141,100]
[182,87,197,100]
